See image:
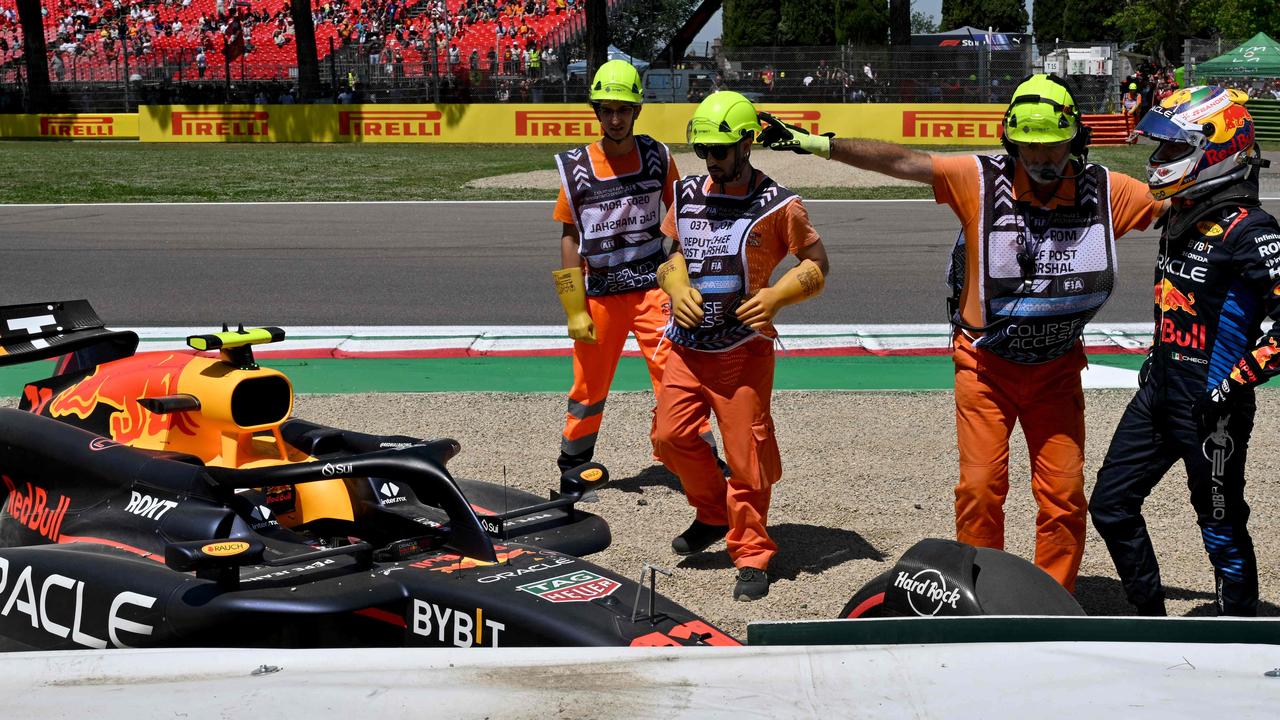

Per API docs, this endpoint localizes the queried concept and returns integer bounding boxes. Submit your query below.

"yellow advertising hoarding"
[138,103,1006,145]
[0,113,139,140]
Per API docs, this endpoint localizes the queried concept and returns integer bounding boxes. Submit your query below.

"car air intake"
[230,375,291,428]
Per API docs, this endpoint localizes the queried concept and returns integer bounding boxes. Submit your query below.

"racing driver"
[1091,86,1279,616]
[756,74,1165,591]
[654,91,829,601]
[551,60,711,473]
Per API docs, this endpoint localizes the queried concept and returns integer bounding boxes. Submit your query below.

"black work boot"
[557,448,593,474]
[1135,595,1167,617]
[671,520,729,556]
[733,567,769,602]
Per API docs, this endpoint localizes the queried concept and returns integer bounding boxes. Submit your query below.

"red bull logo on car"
[1155,279,1197,315]
[1,476,70,542]
[47,354,198,445]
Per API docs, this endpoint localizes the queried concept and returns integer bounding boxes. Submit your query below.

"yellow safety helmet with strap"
[1001,73,1091,158]
[590,59,643,105]
[686,90,762,145]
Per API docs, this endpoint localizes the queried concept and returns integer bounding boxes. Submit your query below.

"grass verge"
[0,141,1152,203]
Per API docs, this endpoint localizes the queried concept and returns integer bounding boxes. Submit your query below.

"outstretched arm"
[757,111,934,184]
[828,138,935,185]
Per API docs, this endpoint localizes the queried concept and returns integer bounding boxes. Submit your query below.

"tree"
[585,0,608,74]
[1190,0,1280,41]
[1106,0,1206,64]
[16,0,51,111]
[612,0,702,62]
[835,0,889,45]
[289,0,321,102]
[941,0,1028,32]
[889,0,911,45]
[723,0,779,48]
[1033,0,1116,49]
[779,0,835,45]
[910,9,939,34]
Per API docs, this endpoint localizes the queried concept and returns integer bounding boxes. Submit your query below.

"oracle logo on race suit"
[0,557,157,648]
[902,110,1003,139]
[39,116,114,137]
[516,110,600,137]
[410,599,505,647]
[170,111,269,137]
[893,568,962,615]
[338,110,442,137]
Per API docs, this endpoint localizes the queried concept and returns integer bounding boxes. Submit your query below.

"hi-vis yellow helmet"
[686,91,762,145]
[1002,73,1080,145]
[590,60,643,105]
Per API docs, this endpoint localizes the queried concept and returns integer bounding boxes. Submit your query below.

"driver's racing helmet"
[1132,85,1259,200]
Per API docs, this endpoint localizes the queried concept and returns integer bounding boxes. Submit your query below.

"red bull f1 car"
[0,300,738,650]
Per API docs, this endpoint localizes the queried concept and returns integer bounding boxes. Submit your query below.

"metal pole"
[122,39,131,111]
[329,37,338,100]
[430,31,439,103]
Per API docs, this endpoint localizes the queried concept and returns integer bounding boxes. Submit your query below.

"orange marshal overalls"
[553,138,693,471]
[934,154,1164,590]
[652,172,820,571]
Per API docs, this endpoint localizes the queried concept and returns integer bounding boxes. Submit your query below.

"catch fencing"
[1,41,1136,113]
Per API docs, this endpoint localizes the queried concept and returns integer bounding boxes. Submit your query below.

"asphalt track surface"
[7,199,1278,326]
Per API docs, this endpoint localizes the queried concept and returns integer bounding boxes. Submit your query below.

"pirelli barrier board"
[134,103,1007,144]
[0,113,140,139]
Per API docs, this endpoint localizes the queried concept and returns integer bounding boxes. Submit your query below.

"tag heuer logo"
[517,570,621,603]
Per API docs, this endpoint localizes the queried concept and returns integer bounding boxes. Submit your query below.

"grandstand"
[0,0,588,84]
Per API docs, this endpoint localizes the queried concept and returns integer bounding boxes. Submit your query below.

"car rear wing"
[0,300,138,373]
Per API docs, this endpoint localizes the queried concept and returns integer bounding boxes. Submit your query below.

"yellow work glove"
[757,111,835,159]
[735,259,826,330]
[658,255,704,330]
[552,266,596,343]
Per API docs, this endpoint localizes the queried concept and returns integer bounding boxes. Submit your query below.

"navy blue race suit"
[1091,191,1280,616]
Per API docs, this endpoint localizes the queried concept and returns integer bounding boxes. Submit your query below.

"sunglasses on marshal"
[692,144,736,160]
